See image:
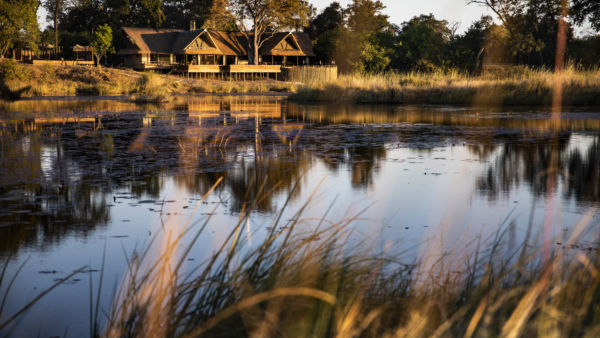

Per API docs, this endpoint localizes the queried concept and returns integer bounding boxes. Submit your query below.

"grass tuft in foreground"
[2,180,600,337]
[100,180,600,337]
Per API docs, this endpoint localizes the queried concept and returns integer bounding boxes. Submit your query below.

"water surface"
[1,96,599,336]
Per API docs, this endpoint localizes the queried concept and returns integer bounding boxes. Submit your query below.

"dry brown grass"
[0,62,296,98]
[292,66,600,106]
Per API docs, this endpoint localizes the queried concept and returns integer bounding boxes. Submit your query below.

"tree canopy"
[0,0,39,57]
[229,0,313,64]
[90,24,114,65]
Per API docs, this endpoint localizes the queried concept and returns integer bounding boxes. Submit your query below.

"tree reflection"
[2,97,600,256]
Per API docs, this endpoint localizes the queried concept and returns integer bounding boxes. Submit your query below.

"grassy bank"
[0,61,296,98]
[291,66,600,106]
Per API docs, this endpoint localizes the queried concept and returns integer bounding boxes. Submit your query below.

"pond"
[0,96,599,336]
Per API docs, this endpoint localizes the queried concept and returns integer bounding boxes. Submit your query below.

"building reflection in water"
[1,97,600,256]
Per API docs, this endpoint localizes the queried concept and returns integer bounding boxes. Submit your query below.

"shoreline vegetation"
[2,61,600,106]
[291,66,600,106]
[0,61,297,101]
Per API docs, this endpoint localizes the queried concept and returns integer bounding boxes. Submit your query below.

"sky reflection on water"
[0,96,599,336]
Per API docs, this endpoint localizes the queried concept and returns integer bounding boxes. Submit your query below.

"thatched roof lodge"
[117,27,315,71]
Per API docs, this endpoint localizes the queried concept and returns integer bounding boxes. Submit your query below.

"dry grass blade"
[184,287,336,337]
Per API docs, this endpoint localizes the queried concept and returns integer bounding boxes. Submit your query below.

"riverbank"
[4,62,600,107]
[291,67,600,106]
[0,61,296,98]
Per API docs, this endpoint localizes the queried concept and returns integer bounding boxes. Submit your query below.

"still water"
[0,96,599,336]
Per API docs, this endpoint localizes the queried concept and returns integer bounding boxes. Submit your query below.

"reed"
[291,66,600,106]
[97,179,600,337]
[1,179,600,336]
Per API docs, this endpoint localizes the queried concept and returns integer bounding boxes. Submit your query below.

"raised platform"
[32,60,94,66]
[173,64,282,74]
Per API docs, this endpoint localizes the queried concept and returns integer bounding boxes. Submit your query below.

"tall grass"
[0,63,296,98]
[292,66,600,106]
[2,179,600,337]
[97,178,600,337]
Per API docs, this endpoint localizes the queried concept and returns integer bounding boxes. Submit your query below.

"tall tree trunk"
[54,2,59,58]
[251,19,259,65]
[253,34,259,65]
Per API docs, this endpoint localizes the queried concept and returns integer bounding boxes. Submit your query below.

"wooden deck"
[227,65,281,73]
[32,60,94,66]
[173,64,282,74]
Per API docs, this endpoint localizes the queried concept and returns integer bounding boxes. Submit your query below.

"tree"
[308,2,344,63]
[43,0,65,52]
[135,0,165,28]
[0,0,39,57]
[202,0,236,30]
[571,0,600,31]
[306,1,343,39]
[229,0,313,64]
[345,0,389,34]
[354,39,389,73]
[90,24,114,66]
[395,14,453,71]
[466,0,570,66]
[334,0,393,72]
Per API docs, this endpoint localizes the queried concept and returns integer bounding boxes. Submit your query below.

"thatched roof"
[259,32,315,57]
[210,31,248,56]
[72,44,92,52]
[118,27,181,55]
[118,27,314,57]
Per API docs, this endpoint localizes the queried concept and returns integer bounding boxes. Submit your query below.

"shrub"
[0,59,31,81]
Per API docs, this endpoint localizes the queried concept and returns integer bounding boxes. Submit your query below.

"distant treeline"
[0,0,599,72]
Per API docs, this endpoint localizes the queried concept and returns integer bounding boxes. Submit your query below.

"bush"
[0,59,31,81]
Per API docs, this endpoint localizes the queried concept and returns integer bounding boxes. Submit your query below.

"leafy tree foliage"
[0,0,39,57]
[43,0,65,50]
[395,14,453,71]
[572,0,600,31]
[202,0,236,30]
[308,2,343,64]
[229,0,313,64]
[90,24,114,66]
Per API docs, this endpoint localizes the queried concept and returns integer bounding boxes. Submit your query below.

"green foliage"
[345,0,389,34]
[0,0,39,56]
[354,38,389,74]
[0,59,31,81]
[308,0,598,73]
[229,0,313,64]
[395,14,452,71]
[90,24,115,66]
[138,0,165,28]
[43,0,65,47]
[571,0,600,31]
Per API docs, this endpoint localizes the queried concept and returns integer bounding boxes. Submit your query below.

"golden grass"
[2,178,600,337]
[0,62,296,98]
[94,180,600,337]
[292,66,600,106]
